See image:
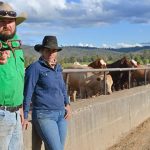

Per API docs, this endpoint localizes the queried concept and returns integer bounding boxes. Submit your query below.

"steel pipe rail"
[63,67,150,73]
[63,67,150,98]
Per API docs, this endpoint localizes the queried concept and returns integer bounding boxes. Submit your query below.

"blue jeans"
[0,110,23,150]
[32,109,67,150]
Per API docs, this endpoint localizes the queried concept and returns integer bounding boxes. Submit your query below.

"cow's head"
[88,58,106,68]
[130,59,138,67]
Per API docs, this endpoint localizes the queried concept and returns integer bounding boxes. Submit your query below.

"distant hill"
[22,45,40,58]
[58,46,122,59]
[22,45,121,61]
[22,45,150,60]
[108,46,150,53]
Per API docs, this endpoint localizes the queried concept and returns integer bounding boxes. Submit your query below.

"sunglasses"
[0,40,22,51]
[0,10,17,17]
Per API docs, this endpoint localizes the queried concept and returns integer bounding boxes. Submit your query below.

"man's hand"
[0,50,10,64]
[64,104,71,120]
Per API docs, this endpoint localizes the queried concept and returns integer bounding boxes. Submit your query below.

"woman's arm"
[23,63,39,120]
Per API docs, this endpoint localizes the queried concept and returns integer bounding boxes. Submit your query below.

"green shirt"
[0,35,24,106]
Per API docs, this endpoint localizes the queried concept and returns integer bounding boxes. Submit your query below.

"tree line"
[24,49,150,68]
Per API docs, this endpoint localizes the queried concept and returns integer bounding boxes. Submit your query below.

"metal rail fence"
[63,67,150,99]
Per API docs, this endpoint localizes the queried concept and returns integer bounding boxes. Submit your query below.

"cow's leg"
[80,86,87,99]
[106,83,112,94]
[72,91,77,101]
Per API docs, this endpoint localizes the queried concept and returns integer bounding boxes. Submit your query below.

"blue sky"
[6,0,150,48]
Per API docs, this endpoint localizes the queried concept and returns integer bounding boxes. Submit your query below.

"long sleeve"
[23,63,39,119]
[62,79,70,105]
[60,66,70,105]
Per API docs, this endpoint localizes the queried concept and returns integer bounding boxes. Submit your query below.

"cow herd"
[63,57,150,101]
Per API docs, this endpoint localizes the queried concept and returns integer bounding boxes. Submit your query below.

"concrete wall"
[24,85,150,150]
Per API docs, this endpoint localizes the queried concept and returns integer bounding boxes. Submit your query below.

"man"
[0,1,27,150]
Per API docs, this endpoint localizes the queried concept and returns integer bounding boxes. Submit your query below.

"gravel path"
[108,118,150,150]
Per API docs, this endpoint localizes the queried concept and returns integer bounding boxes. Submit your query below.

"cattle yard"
[108,117,150,150]
[63,66,150,101]
[24,84,150,150]
[23,58,150,150]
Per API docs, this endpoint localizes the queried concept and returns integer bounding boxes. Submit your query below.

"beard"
[0,28,16,41]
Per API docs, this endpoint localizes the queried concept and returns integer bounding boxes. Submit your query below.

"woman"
[23,36,71,150]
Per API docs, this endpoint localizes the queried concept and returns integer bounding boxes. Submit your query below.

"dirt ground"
[108,118,150,150]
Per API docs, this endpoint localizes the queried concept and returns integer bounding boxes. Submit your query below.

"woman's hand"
[19,107,29,130]
[64,104,71,120]
[19,107,24,126]
[22,119,30,130]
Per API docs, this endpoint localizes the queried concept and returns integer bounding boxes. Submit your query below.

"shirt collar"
[39,57,58,70]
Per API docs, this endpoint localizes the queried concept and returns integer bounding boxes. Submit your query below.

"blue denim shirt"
[23,58,69,119]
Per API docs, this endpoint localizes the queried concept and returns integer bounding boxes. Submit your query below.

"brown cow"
[130,60,150,86]
[98,74,113,95]
[88,58,106,68]
[64,60,113,101]
[88,57,135,91]
[64,68,102,101]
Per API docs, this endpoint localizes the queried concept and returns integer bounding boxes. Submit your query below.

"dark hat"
[0,2,27,25]
[34,36,62,52]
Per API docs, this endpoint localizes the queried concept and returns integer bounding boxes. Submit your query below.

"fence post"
[145,69,147,85]
[128,70,131,89]
[104,71,107,95]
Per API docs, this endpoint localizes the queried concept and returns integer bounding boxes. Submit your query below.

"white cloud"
[4,0,150,28]
[101,42,143,48]
[116,43,143,48]
[101,43,111,48]
[78,43,95,47]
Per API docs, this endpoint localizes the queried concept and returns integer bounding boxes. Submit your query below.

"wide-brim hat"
[34,36,62,52]
[0,2,27,25]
